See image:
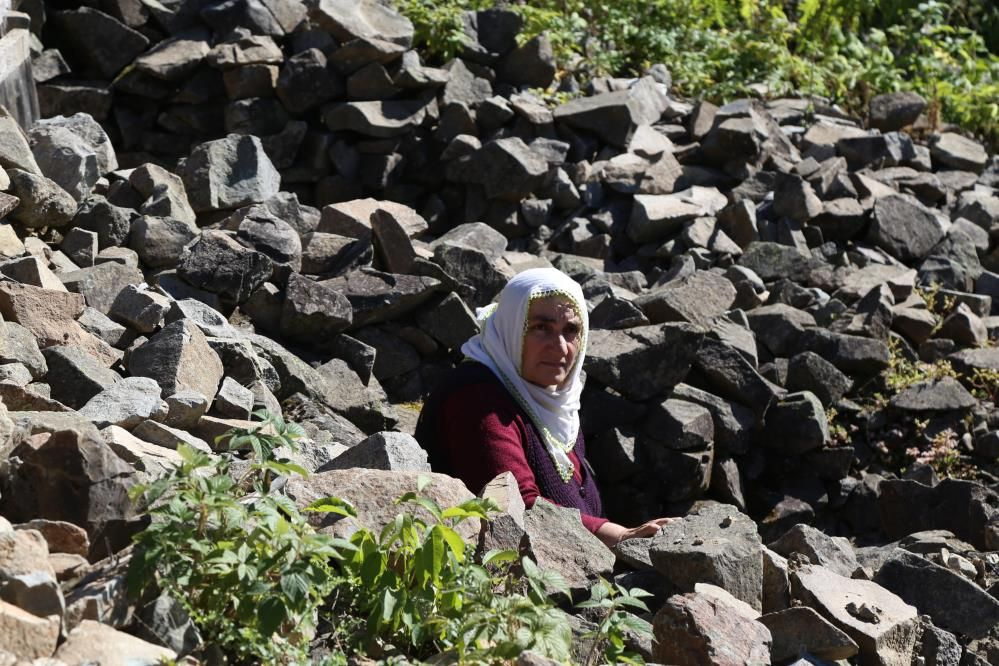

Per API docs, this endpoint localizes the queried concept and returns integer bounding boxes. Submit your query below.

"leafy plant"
[577,580,655,665]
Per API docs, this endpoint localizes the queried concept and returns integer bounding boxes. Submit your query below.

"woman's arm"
[595,517,679,547]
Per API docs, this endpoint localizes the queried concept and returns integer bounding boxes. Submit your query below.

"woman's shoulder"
[431,362,521,420]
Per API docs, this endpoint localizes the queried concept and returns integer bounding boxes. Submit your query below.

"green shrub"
[391,0,999,148]
[129,413,653,664]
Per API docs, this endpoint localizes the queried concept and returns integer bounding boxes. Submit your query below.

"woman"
[416,267,673,547]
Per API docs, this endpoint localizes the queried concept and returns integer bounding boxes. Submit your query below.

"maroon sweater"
[416,363,607,533]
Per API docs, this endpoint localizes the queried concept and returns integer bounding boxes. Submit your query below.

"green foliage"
[882,336,957,394]
[128,417,342,663]
[391,0,999,147]
[130,414,653,664]
[577,580,655,665]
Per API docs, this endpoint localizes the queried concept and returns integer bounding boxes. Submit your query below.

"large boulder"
[653,591,772,666]
[553,77,667,147]
[181,135,281,213]
[127,319,225,399]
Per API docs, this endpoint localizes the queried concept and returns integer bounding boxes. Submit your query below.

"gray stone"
[0,570,65,620]
[874,549,999,639]
[0,106,41,175]
[649,503,763,610]
[163,390,209,430]
[797,328,890,376]
[129,163,197,227]
[759,606,859,662]
[319,431,429,472]
[213,376,254,419]
[868,194,946,262]
[0,363,32,386]
[763,392,829,456]
[232,206,303,273]
[628,187,728,243]
[634,270,736,326]
[323,99,428,138]
[315,358,396,433]
[878,478,999,551]
[73,197,134,249]
[41,345,119,410]
[61,228,99,268]
[889,376,977,411]
[321,268,440,329]
[448,137,549,201]
[415,292,479,351]
[134,34,211,81]
[523,499,614,594]
[277,48,343,114]
[653,592,772,665]
[131,419,211,454]
[935,301,987,346]
[128,319,224,399]
[6,168,76,228]
[869,92,926,132]
[178,230,273,303]
[28,124,100,201]
[498,34,556,88]
[790,564,920,666]
[768,524,858,577]
[0,256,66,291]
[695,337,781,416]
[786,351,852,406]
[584,323,703,402]
[78,306,127,348]
[181,134,281,213]
[309,0,414,47]
[134,591,201,657]
[279,272,352,342]
[108,284,171,334]
[164,299,239,339]
[54,620,176,664]
[128,215,198,269]
[930,132,989,173]
[670,383,755,456]
[79,377,168,430]
[50,7,149,78]
[553,77,667,147]
[0,321,47,380]
[774,174,822,224]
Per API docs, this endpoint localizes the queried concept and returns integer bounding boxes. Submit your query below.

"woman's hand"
[595,517,679,548]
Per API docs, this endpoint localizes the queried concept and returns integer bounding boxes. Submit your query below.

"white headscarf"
[461,267,588,482]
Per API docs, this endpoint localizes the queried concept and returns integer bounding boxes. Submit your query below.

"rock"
[930,132,989,173]
[868,194,945,263]
[309,0,414,47]
[79,377,169,431]
[935,302,987,346]
[762,392,828,456]
[774,174,823,224]
[634,270,735,325]
[61,228,98,268]
[212,376,254,420]
[129,163,197,226]
[869,92,927,131]
[768,524,859,577]
[694,337,780,416]
[323,99,428,138]
[134,34,211,81]
[165,299,239,340]
[51,7,149,78]
[0,322,48,380]
[315,358,397,433]
[415,292,479,351]
[132,419,211,454]
[0,282,88,347]
[759,606,859,662]
[286,468,476,538]
[0,107,42,175]
[670,384,755,456]
[128,215,198,269]
[739,241,831,285]
[786,352,852,406]
[277,48,343,114]
[6,168,76,228]
[181,134,281,213]
[584,323,703,402]
[919,622,962,666]
[451,137,550,202]
[0,600,59,660]
[0,570,65,620]
[28,123,100,202]
[652,592,772,665]
[874,549,999,639]
[523,499,614,594]
[128,319,225,399]
[889,377,977,411]
[319,431,429,472]
[60,262,145,314]
[553,77,667,147]
[321,269,440,329]
[279,272,352,341]
[796,328,890,376]
[628,187,727,243]
[649,503,763,610]
[232,206,303,274]
[1,429,138,560]
[790,564,919,666]
[54,619,176,664]
[178,230,273,303]
[41,345,119,409]
[163,390,210,430]
[108,284,171,334]
[73,196,134,249]
[0,256,66,292]
[498,34,556,88]
[0,529,55,579]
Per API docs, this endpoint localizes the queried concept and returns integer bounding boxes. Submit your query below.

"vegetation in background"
[393,0,999,148]
[128,413,652,664]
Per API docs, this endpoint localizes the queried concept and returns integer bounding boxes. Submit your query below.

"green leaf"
[482,549,519,566]
[257,596,287,636]
[435,524,467,563]
[416,474,433,492]
[303,496,358,518]
[380,588,398,623]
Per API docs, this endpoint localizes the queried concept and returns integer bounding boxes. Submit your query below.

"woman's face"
[520,295,583,391]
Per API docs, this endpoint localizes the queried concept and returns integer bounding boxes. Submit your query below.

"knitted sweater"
[415,362,607,533]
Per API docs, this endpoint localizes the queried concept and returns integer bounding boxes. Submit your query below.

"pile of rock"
[1,0,999,662]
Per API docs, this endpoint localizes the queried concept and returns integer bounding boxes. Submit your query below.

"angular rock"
[0,107,41,175]
[60,262,145,314]
[449,137,549,201]
[279,272,352,342]
[181,134,281,213]
[54,620,176,664]
[131,419,211,454]
[628,187,727,243]
[695,337,780,416]
[652,592,772,666]
[41,346,119,410]
[108,284,171,334]
[553,77,667,147]
[584,323,703,402]
[129,163,197,226]
[178,230,273,303]
[634,270,736,326]
[759,606,859,662]
[649,503,763,610]
[73,196,134,249]
[524,499,614,594]
[930,132,989,173]
[768,524,859,577]
[321,268,440,329]
[762,392,828,456]
[28,123,100,202]
[786,351,852,406]
[310,0,414,47]
[879,478,998,551]
[868,194,946,263]
[212,376,254,420]
[323,100,427,138]
[79,377,169,430]
[6,168,76,229]
[869,92,926,132]
[874,549,999,639]
[319,431,429,472]
[0,600,59,660]
[0,282,86,347]
[128,215,198,269]
[790,564,919,666]
[128,319,225,399]
[797,328,890,376]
